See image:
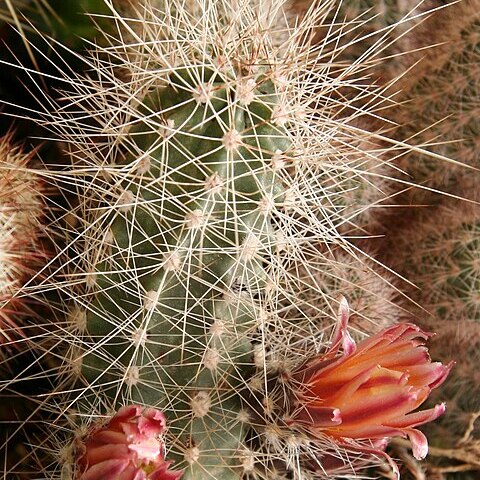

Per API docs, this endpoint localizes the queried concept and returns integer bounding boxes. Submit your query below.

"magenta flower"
[289,298,453,465]
[77,405,183,480]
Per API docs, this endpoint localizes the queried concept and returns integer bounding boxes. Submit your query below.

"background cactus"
[0,0,115,46]
[0,134,44,350]
[423,319,480,478]
[296,0,449,86]
[0,134,46,479]
[295,249,408,337]
[391,0,480,194]
[294,1,470,242]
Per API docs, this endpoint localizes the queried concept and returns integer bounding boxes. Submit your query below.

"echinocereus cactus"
[391,0,480,193]
[394,201,479,324]
[297,249,408,337]
[0,1,453,478]
[296,0,445,87]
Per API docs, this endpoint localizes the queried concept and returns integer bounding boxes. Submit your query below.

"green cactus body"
[82,67,289,477]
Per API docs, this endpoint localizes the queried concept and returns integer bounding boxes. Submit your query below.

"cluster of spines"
[391,1,480,193]
[0,134,44,350]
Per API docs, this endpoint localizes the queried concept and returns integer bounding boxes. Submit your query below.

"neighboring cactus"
[35,0,114,46]
[0,0,114,47]
[423,320,480,471]
[0,134,44,349]
[294,1,465,240]
[298,1,480,218]
[296,249,407,337]
[321,118,407,236]
[394,203,479,323]
[382,0,480,457]
[295,0,440,85]
[391,1,480,192]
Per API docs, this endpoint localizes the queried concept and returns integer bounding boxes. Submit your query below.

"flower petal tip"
[434,402,446,419]
[406,428,429,460]
[332,408,342,423]
[330,296,356,356]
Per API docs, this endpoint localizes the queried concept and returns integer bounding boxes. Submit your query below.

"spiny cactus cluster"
[0,135,44,349]
[295,249,408,337]
[3,0,435,478]
[0,0,475,479]
[391,1,480,193]
[30,2,408,477]
[394,196,479,320]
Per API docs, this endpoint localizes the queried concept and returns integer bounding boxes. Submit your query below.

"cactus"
[294,249,408,338]
[383,2,480,466]
[425,319,480,451]
[0,0,114,46]
[0,1,456,479]
[0,134,44,350]
[391,1,480,192]
[394,203,479,323]
[79,36,292,480]
[294,1,460,239]
[327,121,406,236]
[295,0,439,85]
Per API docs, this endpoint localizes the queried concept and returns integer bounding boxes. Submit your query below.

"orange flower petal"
[386,403,446,429]
[289,313,450,459]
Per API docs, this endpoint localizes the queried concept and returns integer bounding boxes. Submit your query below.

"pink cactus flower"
[77,405,183,480]
[288,297,453,468]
